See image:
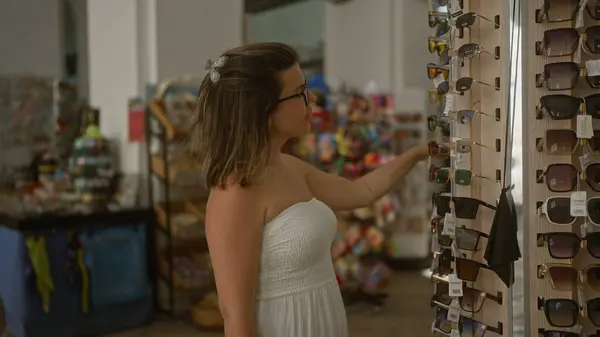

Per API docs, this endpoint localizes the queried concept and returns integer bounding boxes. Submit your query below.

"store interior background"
[0,0,524,335]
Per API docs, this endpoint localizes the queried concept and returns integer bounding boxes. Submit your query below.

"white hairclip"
[205,56,229,84]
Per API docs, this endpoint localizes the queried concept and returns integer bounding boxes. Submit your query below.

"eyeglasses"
[538,163,600,192]
[536,94,600,120]
[454,12,500,29]
[537,232,600,259]
[457,43,499,60]
[434,222,489,251]
[431,274,502,313]
[537,26,600,57]
[536,62,581,91]
[455,76,500,92]
[278,84,309,106]
[538,196,576,225]
[535,0,580,23]
[427,63,450,80]
[432,193,496,219]
[537,297,600,328]
[537,129,579,155]
[432,167,497,186]
[432,306,503,336]
[538,263,600,291]
[428,37,449,56]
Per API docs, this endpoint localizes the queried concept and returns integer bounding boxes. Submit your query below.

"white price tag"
[576,115,594,139]
[446,298,461,323]
[571,191,588,217]
[449,0,463,17]
[580,153,594,170]
[443,95,454,116]
[586,59,600,76]
[451,57,460,82]
[442,212,456,236]
[450,329,461,337]
[448,273,463,297]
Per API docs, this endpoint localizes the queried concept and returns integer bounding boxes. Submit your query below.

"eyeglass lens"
[540,94,581,119]
[545,129,577,154]
[541,28,579,57]
[585,26,600,53]
[540,0,579,22]
[547,265,578,291]
[544,62,580,90]
[543,298,578,327]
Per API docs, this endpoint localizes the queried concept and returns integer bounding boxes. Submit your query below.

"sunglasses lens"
[455,228,480,251]
[437,81,450,95]
[587,233,600,258]
[546,164,577,192]
[545,129,577,154]
[548,265,577,291]
[545,299,578,327]
[461,287,485,312]
[455,12,476,28]
[427,116,438,131]
[455,141,472,153]
[455,258,480,281]
[435,168,451,184]
[586,163,600,191]
[433,194,451,216]
[588,298,600,326]
[545,62,580,90]
[588,2,600,20]
[585,26,600,53]
[588,198,600,226]
[544,0,580,22]
[547,196,575,225]
[586,93,600,118]
[428,40,436,53]
[587,266,600,291]
[456,77,474,92]
[435,309,452,333]
[540,94,581,119]
[435,282,453,305]
[453,197,479,219]
[456,109,476,123]
[548,233,579,259]
[543,28,579,56]
[454,169,472,186]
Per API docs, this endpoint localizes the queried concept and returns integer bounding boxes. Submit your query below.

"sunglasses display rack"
[522,0,600,336]
[427,0,512,336]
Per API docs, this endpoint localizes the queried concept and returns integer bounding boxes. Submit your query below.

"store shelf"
[148,100,190,141]
[150,155,202,186]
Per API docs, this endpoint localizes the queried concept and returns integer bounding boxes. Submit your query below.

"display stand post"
[427,0,512,335]
[523,0,600,335]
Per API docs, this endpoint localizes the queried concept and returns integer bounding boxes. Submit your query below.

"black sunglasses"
[432,193,497,219]
[278,84,309,106]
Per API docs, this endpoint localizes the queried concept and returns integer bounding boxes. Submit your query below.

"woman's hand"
[412,140,434,161]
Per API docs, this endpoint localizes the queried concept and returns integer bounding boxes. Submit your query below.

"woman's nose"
[308,90,317,104]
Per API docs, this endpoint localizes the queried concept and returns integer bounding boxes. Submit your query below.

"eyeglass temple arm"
[477,81,500,90]
[474,174,500,183]
[476,14,500,27]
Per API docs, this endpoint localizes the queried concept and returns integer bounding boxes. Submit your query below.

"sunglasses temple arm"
[474,174,500,183]
[478,81,499,90]
[478,14,500,27]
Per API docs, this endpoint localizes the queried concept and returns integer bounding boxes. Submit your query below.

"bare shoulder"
[206,184,266,227]
[281,153,314,175]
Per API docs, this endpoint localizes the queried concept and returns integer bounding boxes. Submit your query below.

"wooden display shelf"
[157,246,213,291]
[148,99,190,140]
[150,154,202,186]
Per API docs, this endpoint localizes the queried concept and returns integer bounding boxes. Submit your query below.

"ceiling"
[244,0,309,14]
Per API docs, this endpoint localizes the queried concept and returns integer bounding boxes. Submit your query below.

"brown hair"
[188,42,299,189]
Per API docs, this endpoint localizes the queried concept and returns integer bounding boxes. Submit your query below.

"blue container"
[82,225,148,308]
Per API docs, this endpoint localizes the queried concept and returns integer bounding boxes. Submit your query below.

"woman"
[189,42,431,337]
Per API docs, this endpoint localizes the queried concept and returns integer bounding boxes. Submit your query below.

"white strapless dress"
[255,198,348,337]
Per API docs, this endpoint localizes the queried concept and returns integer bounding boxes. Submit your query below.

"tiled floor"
[107,271,433,337]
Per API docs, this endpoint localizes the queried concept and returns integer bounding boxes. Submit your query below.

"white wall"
[0,0,64,77]
[325,0,435,112]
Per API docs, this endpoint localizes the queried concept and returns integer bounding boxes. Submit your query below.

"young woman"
[189,42,431,337]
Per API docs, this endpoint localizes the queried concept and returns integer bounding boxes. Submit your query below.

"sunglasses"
[535,0,580,23]
[457,43,499,60]
[432,193,497,219]
[434,21,452,37]
[431,274,502,313]
[450,106,494,124]
[537,232,600,259]
[537,129,579,155]
[440,138,492,154]
[435,249,492,282]
[428,140,450,157]
[538,196,576,225]
[428,37,449,56]
[454,12,500,29]
[433,167,496,186]
[455,76,500,92]
[432,306,503,336]
[537,163,600,192]
[538,263,600,292]
[434,222,489,251]
[536,26,600,57]
[278,83,309,106]
[537,94,600,120]
[428,11,450,28]
[427,115,451,132]
[589,197,600,226]
[538,329,582,337]
[427,63,450,80]
[536,62,581,91]
[537,297,600,328]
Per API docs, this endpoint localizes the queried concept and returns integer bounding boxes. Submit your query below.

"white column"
[86,0,243,174]
[324,0,435,112]
[0,0,64,77]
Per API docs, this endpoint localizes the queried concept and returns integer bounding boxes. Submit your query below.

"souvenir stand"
[145,78,222,331]
[426,0,513,336]
[522,1,600,336]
